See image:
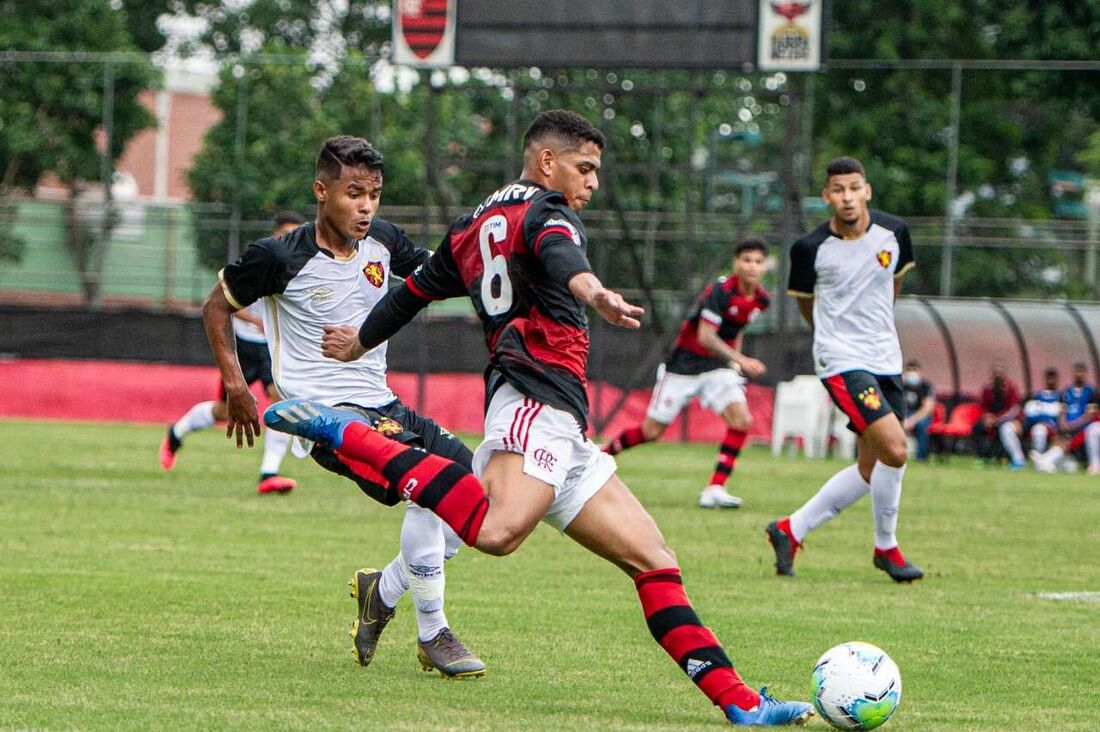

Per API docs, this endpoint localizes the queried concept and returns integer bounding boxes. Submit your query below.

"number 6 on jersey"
[478,214,513,316]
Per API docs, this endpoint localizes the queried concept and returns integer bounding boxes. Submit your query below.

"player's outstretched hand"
[224,385,260,448]
[591,288,644,329]
[321,324,367,362]
[739,357,767,378]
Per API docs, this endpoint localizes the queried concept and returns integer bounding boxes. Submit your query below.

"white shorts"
[645,364,746,424]
[472,382,617,532]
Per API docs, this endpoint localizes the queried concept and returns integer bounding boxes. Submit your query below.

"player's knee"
[730,413,752,430]
[880,439,908,467]
[475,524,525,556]
[641,421,666,441]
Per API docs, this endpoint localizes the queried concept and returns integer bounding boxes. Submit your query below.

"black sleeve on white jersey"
[524,192,592,286]
[787,239,818,297]
[219,237,294,309]
[368,217,431,278]
[698,282,727,326]
[894,221,915,276]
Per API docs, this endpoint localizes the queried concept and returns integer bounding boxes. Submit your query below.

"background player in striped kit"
[604,239,770,509]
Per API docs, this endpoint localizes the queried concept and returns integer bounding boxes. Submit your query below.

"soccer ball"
[811,641,902,730]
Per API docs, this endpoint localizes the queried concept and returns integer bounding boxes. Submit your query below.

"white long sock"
[1042,446,1065,463]
[171,401,216,440]
[790,463,869,543]
[870,461,906,551]
[400,503,449,642]
[259,428,291,475]
[999,422,1025,464]
[378,554,407,610]
[1030,423,1050,453]
[1086,423,1100,468]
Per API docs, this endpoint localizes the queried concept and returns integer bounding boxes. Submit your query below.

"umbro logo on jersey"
[309,286,335,304]
[363,261,385,287]
[876,250,893,268]
[686,658,712,679]
[544,217,581,245]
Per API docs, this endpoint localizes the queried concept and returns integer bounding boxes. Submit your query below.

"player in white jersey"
[159,212,304,495]
[201,136,484,677]
[766,156,924,583]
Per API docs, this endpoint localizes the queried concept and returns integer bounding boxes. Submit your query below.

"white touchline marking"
[1036,592,1100,602]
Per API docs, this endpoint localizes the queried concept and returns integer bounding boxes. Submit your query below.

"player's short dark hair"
[825,156,866,180]
[273,211,305,228]
[734,238,767,257]
[906,359,921,369]
[1044,367,1059,377]
[523,110,605,154]
[1073,361,1088,371]
[316,135,384,181]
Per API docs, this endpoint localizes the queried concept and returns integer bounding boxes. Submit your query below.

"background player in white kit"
[766,156,924,583]
[159,212,304,494]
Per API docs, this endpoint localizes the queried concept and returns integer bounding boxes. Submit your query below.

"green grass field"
[1,420,1097,731]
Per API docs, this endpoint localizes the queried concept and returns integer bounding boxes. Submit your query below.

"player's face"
[734,250,766,284]
[1073,367,1087,385]
[547,141,602,211]
[1045,373,1059,389]
[315,164,383,241]
[823,173,872,226]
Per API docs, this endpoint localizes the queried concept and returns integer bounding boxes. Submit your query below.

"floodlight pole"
[940,62,962,297]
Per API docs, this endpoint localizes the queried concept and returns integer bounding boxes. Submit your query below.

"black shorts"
[218,338,273,400]
[309,399,473,506]
[821,370,904,435]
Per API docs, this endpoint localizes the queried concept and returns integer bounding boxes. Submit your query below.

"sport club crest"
[393,0,456,67]
[374,416,404,437]
[876,250,893,269]
[363,261,385,287]
[757,0,823,71]
[859,387,882,411]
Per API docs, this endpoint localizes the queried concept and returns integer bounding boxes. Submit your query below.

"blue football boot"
[263,398,364,448]
[725,687,813,727]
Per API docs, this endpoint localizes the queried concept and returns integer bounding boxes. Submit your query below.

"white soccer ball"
[811,641,902,730]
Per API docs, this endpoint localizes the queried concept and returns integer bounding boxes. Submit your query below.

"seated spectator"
[1009,367,1062,469]
[901,359,935,461]
[971,360,1023,468]
[1031,362,1098,474]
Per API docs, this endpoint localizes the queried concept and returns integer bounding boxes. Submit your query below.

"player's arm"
[910,391,935,425]
[323,237,465,361]
[787,239,816,327]
[202,283,260,448]
[696,323,765,377]
[795,296,814,328]
[894,222,916,302]
[568,271,643,329]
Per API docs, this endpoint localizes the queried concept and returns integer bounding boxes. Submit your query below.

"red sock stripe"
[662,624,722,661]
[335,422,488,546]
[635,568,685,616]
[825,374,868,433]
[334,452,387,487]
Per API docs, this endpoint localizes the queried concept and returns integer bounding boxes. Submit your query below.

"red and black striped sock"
[634,568,760,711]
[605,426,649,455]
[709,429,747,487]
[336,423,488,545]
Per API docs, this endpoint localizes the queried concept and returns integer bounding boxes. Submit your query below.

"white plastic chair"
[772,376,832,458]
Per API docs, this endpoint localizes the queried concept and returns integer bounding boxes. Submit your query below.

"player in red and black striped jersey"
[605,240,770,509]
[293,110,811,726]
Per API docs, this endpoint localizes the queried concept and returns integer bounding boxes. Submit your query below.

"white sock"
[378,554,407,610]
[870,461,905,551]
[1030,423,1049,453]
[172,401,216,440]
[790,463,869,543]
[400,503,449,642]
[442,523,463,562]
[999,422,1025,464]
[1043,446,1065,463]
[259,428,291,475]
[1086,423,1100,468]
